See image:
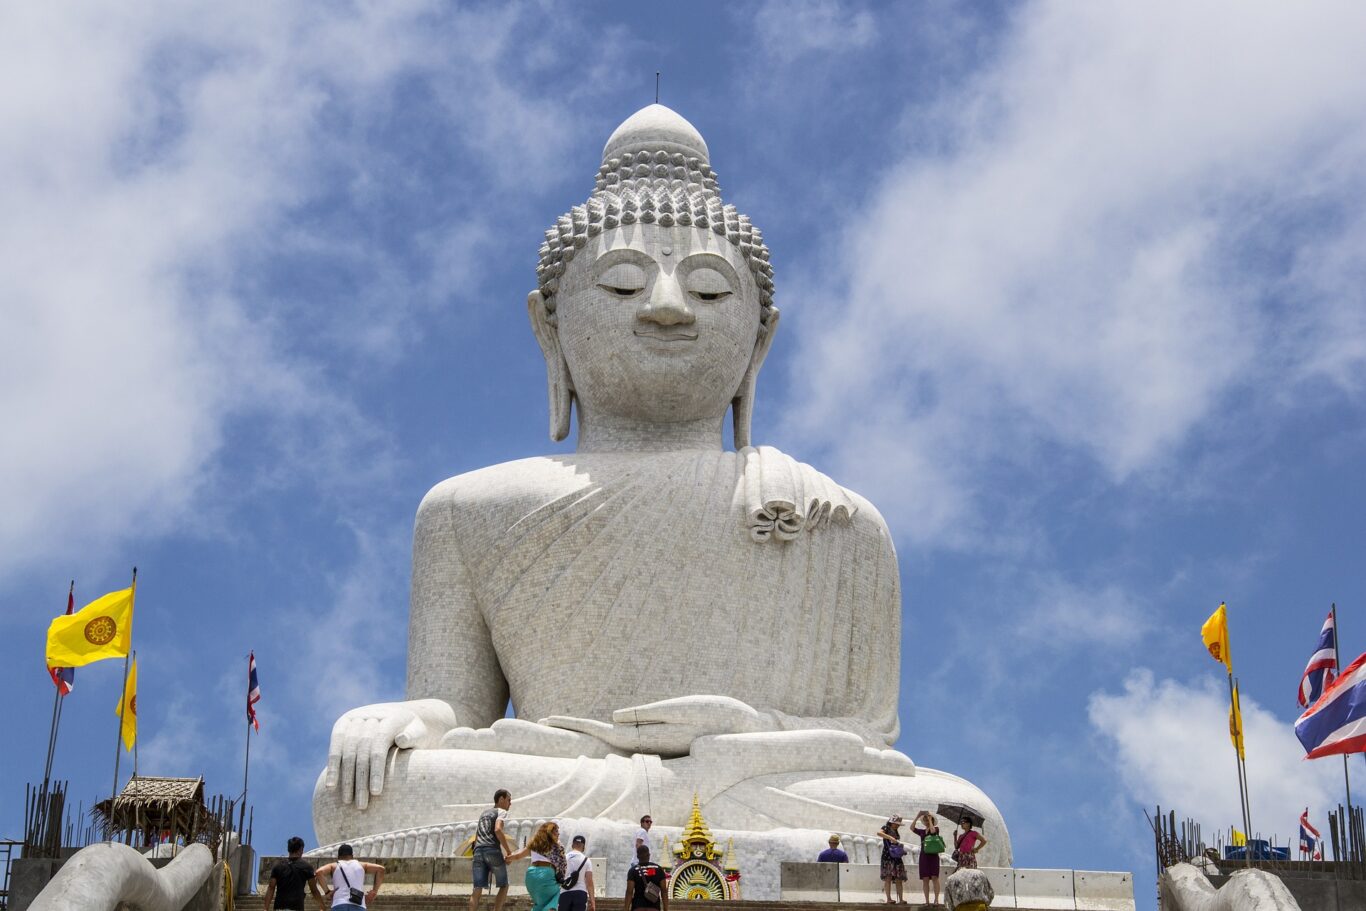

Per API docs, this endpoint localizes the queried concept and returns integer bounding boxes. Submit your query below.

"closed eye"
[691,290,731,302]
[599,284,643,298]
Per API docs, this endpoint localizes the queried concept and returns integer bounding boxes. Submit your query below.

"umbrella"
[936,803,986,828]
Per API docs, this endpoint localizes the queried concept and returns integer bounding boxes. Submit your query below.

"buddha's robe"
[408,446,900,744]
[314,447,1011,865]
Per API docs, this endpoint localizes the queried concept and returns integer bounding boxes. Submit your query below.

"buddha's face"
[554,223,762,426]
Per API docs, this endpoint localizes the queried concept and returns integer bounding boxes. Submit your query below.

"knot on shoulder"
[738,445,858,544]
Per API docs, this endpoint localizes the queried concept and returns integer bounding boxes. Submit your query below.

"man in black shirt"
[263,836,323,911]
[623,845,668,911]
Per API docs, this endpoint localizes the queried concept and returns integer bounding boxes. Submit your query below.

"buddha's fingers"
[353,719,375,810]
[339,727,359,806]
[326,726,345,789]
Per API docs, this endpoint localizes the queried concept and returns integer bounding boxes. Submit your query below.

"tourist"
[314,844,383,909]
[634,815,653,860]
[952,820,987,870]
[263,836,323,911]
[506,821,567,911]
[623,845,668,911]
[560,834,595,911]
[911,811,943,906]
[817,835,848,863]
[470,789,515,911]
[877,815,907,904]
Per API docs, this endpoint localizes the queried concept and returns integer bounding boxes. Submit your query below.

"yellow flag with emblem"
[1229,682,1246,760]
[1201,602,1232,672]
[116,657,137,751]
[45,586,134,667]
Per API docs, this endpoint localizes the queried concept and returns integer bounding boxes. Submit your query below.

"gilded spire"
[680,793,714,846]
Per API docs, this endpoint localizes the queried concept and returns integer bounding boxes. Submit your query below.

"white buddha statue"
[314,104,1011,867]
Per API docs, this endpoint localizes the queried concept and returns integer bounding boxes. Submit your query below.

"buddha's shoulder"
[416,456,595,521]
[415,449,894,542]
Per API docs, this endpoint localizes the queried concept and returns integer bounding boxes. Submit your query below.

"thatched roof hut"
[93,776,222,848]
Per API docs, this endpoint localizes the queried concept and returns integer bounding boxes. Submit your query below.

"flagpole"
[42,580,75,787]
[109,568,136,810]
[1333,603,1354,815]
[239,694,253,891]
[1235,676,1253,839]
[42,680,61,785]
[1227,670,1251,843]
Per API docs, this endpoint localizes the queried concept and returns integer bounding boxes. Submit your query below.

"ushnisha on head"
[529,104,780,450]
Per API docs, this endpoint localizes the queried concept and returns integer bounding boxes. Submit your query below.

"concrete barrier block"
[1014,868,1075,910]
[979,866,1018,909]
[432,857,530,896]
[1074,870,1134,911]
[373,857,434,895]
[837,863,887,903]
[780,861,839,901]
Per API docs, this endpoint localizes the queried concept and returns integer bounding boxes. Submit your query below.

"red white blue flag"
[1296,651,1366,759]
[246,651,261,731]
[1299,808,1322,858]
[46,587,76,696]
[1299,610,1338,708]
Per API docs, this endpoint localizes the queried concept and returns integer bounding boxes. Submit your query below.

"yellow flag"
[1201,602,1232,672]
[1229,683,1246,760]
[116,657,137,751]
[46,586,134,667]
[1232,828,1247,846]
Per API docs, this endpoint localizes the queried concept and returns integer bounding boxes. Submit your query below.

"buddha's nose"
[638,275,695,326]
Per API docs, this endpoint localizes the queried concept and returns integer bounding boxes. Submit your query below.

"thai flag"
[1299,611,1338,708]
[46,587,76,696]
[1296,651,1366,758]
[246,651,261,731]
[1299,809,1321,857]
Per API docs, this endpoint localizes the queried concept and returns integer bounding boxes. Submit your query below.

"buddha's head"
[529,105,778,450]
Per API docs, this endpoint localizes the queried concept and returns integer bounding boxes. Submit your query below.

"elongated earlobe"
[732,307,780,449]
[527,290,573,441]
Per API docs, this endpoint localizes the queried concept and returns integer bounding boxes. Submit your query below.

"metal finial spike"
[655,72,660,104]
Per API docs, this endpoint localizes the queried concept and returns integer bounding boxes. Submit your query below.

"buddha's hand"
[543,695,775,758]
[440,718,620,758]
[325,699,456,809]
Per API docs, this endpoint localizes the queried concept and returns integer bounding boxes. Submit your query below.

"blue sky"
[3,4,1366,909]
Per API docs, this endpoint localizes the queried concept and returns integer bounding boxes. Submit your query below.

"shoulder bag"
[337,862,365,906]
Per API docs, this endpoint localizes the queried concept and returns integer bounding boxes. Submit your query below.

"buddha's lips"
[634,328,698,342]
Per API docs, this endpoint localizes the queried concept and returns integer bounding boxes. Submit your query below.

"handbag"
[923,833,946,854]
[888,842,906,859]
[337,861,366,905]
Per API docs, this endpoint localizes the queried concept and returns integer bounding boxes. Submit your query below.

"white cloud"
[1014,576,1152,650]
[0,4,595,579]
[785,2,1366,546]
[753,0,876,62]
[1089,670,1341,844]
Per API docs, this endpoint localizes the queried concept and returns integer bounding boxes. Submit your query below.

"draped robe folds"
[412,447,901,742]
[315,447,1012,864]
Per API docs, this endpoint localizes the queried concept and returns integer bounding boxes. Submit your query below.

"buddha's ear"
[732,306,780,450]
[528,290,573,442]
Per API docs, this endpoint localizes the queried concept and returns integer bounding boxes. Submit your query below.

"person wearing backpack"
[263,836,323,911]
[559,834,595,911]
[912,811,944,907]
[623,845,668,911]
